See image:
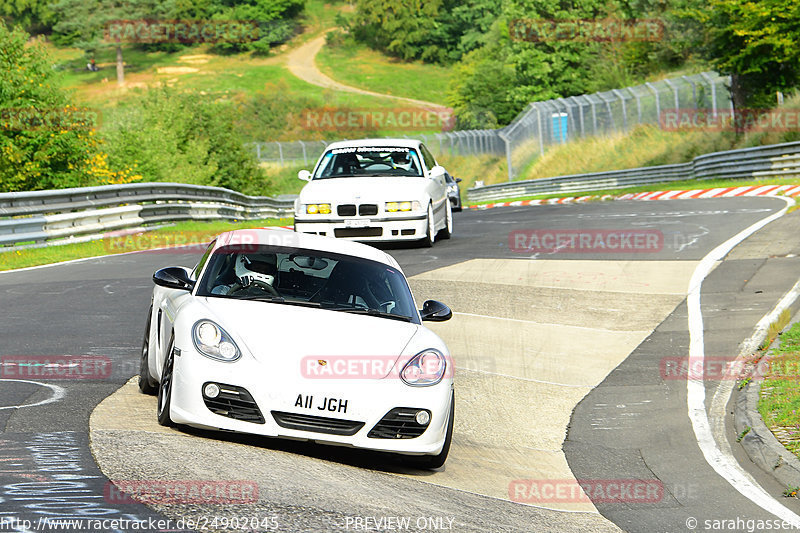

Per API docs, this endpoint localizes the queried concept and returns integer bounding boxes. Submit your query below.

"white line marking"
[687,195,800,524]
[0,379,66,410]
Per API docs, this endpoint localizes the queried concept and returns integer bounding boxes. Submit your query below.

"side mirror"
[153,267,195,291]
[428,165,446,179]
[419,300,452,322]
[298,170,312,181]
[455,177,462,183]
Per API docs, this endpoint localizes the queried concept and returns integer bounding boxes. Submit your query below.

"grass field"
[316,38,451,106]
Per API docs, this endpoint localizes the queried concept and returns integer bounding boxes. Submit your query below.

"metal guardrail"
[3,140,798,248]
[0,183,297,248]
[466,141,800,202]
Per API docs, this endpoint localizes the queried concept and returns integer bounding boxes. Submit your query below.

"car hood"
[197,297,421,377]
[299,176,430,203]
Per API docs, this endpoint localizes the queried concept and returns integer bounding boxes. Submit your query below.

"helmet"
[391,151,411,167]
[235,254,277,288]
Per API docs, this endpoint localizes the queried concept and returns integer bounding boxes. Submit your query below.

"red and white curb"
[467,184,800,210]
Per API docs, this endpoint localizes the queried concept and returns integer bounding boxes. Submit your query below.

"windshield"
[196,245,418,323]
[313,146,424,179]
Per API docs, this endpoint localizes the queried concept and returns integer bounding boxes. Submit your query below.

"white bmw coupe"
[139,228,455,468]
[294,138,453,247]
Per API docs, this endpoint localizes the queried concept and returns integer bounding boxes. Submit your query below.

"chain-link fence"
[252,71,732,182]
[247,130,506,167]
[499,71,731,181]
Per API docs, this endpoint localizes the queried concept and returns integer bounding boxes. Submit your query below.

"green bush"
[0,21,136,192]
[101,86,266,194]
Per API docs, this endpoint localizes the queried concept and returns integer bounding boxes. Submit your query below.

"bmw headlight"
[385,201,421,212]
[192,320,241,362]
[400,349,447,386]
[305,203,331,215]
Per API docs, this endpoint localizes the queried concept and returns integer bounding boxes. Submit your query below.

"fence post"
[682,75,697,109]
[612,89,627,131]
[535,105,545,156]
[664,78,680,112]
[275,142,284,165]
[628,87,641,125]
[256,143,262,161]
[498,131,513,182]
[700,72,718,117]
[574,96,586,137]
[645,82,661,127]
[299,140,307,165]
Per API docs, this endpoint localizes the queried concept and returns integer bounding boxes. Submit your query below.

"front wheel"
[411,391,454,470]
[138,306,158,395]
[157,336,176,427]
[438,201,452,240]
[418,204,435,248]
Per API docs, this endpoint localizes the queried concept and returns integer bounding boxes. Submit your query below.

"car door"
[154,241,215,375]
[419,144,448,227]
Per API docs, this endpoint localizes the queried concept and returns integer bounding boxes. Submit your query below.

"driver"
[390,150,412,171]
[211,253,278,295]
[235,254,277,289]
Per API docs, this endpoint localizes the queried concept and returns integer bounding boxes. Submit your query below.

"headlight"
[306,203,331,215]
[192,320,241,362]
[447,184,458,193]
[385,201,421,212]
[400,349,447,386]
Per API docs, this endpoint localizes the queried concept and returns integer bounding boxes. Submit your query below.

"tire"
[412,391,454,470]
[418,204,435,248]
[156,335,176,427]
[138,306,158,395]
[438,201,452,240]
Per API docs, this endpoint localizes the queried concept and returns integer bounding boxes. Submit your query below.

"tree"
[0,22,136,192]
[350,0,501,63]
[693,0,800,110]
[0,0,54,34]
[50,0,169,85]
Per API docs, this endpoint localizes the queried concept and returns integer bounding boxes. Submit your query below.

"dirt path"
[286,32,447,109]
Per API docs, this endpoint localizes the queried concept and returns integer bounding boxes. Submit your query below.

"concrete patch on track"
[88,258,707,528]
[406,259,709,511]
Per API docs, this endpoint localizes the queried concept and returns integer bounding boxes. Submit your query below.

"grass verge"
[758,319,800,457]
[0,218,292,272]
[316,37,451,106]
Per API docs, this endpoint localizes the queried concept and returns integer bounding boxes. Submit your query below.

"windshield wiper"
[322,305,414,322]
[231,295,323,308]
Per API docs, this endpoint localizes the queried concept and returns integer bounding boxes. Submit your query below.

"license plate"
[344,219,370,228]
[294,393,349,414]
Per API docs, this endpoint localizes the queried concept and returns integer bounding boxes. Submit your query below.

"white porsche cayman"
[294,138,453,247]
[139,228,455,468]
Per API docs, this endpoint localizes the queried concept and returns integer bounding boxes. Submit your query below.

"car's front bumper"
[294,214,428,242]
[169,346,452,455]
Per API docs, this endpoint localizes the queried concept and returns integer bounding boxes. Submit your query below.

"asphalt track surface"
[1,197,799,533]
